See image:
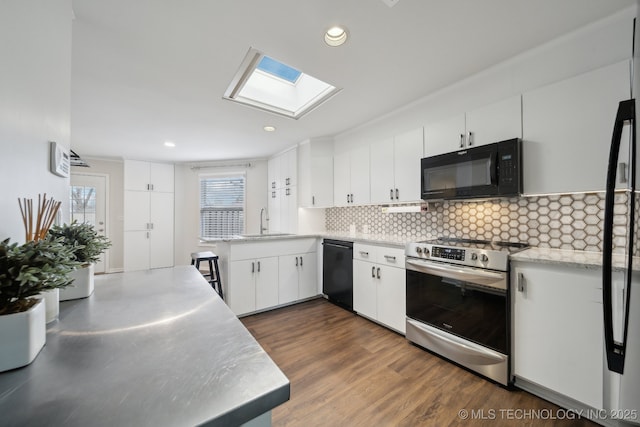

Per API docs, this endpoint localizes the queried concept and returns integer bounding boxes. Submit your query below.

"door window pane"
[70,185,96,225]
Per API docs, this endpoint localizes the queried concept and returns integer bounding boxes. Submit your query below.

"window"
[223,48,341,119]
[199,174,245,239]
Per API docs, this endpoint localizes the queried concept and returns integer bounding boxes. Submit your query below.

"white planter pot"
[42,289,59,323]
[60,264,94,301]
[0,299,46,372]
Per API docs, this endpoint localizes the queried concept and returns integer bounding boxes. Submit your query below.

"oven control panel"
[432,246,465,261]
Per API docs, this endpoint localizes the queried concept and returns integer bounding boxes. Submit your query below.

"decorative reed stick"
[18,194,62,242]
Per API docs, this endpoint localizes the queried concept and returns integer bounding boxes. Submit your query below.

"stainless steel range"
[405,237,528,386]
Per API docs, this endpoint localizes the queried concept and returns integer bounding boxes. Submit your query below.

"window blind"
[200,175,245,239]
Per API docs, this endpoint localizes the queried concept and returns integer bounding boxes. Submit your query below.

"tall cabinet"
[124,160,175,271]
[268,148,298,234]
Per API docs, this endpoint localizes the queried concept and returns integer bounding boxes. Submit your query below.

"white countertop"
[511,247,640,272]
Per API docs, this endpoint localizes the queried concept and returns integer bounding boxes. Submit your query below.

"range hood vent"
[70,150,90,167]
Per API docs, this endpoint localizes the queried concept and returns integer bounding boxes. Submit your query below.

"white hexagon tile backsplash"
[325,191,638,254]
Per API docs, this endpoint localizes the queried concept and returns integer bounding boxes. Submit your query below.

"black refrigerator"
[601,17,640,423]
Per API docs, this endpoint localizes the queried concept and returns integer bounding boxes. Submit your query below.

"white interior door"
[70,174,108,273]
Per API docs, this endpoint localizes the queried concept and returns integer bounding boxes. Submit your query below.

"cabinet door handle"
[300,256,303,266]
[395,188,399,199]
[517,272,525,292]
[390,189,394,200]
[312,196,315,205]
[252,262,255,273]
[347,194,350,204]
[384,255,396,262]
[467,131,473,147]
[360,251,369,257]
[272,191,276,198]
[350,194,354,203]
[371,266,375,278]
[149,223,154,230]
[295,257,299,266]
[376,267,381,279]
[460,134,465,148]
[257,261,261,272]
[146,231,150,239]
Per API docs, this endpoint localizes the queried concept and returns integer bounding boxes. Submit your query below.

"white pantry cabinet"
[424,95,522,157]
[333,145,370,207]
[298,138,334,208]
[370,128,424,204]
[522,60,630,194]
[123,160,174,271]
[511,261,603,409]
[353,243,406,334]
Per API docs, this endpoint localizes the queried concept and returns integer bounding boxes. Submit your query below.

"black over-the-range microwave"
[420,138,522,200]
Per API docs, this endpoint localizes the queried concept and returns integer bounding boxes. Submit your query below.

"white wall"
[0,0,73,242]
[173,160,268,266]
[334,7,635,153]
[71,158,124,272]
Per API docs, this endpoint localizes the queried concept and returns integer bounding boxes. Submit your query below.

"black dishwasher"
[322,239,353,311]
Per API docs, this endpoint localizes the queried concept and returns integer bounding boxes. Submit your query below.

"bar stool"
[190,251,224,300]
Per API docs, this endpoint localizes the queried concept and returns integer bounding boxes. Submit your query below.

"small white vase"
[0,299,46,372]
[42,289,59,323]
[60,264,95,301]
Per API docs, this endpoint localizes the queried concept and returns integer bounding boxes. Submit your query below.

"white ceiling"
[70,0,636,163]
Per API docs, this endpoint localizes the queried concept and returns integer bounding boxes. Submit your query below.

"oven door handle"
[405,259,506,287]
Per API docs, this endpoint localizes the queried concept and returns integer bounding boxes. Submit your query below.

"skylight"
[257,56,301,83]
[223,48,340,119]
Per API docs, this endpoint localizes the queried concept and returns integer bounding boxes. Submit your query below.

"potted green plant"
[0,237,78,372]
[48,221,111,301]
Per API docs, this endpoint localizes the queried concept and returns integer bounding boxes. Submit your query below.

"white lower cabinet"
[353,243,406,334]
[278,252,317,305]
[511,262,603,409]
[219,238,318,316]
[228,257,278,316]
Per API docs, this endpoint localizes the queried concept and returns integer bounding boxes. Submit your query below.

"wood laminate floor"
[241,298,598,427]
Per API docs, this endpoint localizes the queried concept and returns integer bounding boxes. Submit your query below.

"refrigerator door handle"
[603,98,636,375]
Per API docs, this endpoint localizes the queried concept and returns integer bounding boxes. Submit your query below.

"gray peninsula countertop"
[0,266,290,427]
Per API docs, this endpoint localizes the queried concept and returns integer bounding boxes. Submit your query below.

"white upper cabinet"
[369,137,395,204]
[465,95,522,147]
[298,138,334,208]
[424,95,522,157]
[370,128,424,204]
[522,60,630,194]
[333,145,370,207]
[268,148,296,190]
[424,114,466,157]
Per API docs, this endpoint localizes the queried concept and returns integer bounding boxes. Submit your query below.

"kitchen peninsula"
[0,267,289,427]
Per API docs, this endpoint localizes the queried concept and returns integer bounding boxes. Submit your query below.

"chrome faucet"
[260,207,269,235]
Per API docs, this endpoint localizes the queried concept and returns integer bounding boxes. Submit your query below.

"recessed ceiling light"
[164,141,176,147]
[263,126,276,132]
[324,26,348,47]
